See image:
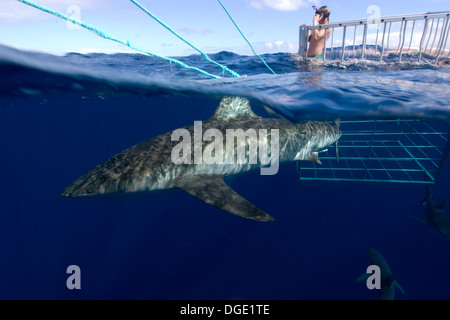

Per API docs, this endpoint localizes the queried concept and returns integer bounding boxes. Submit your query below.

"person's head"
[315,6,330,24]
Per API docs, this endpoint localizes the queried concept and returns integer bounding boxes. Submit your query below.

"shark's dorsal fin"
[369,248,392,277]
[333,118,341,128]
[174,174,274,222]
[213,97,260,119]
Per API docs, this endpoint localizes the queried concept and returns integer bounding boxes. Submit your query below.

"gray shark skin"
[61,97,341,222]
[356,248,405,300]
[416,185,450,240]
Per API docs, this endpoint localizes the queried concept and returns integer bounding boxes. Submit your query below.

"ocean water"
[1,43,450,300]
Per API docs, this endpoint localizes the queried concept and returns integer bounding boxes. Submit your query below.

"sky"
[1,0,449,57]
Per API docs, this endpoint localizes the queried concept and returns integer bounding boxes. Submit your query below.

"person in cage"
[306,6,332,58]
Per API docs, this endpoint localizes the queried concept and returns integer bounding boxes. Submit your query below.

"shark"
[408,185,450,240]
[61,96,341,221]
[356,248,406,300]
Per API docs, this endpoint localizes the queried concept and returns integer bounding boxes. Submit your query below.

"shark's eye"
[177,174,183,180]
[86,188,93,194]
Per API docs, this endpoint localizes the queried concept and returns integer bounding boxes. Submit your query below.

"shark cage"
[297,12,450,185]
[299,11,450,63]
[297,120,450,185]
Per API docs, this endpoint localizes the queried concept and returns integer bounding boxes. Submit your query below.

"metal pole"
[298,25,309,59]
[435,16,450,63]
[425,18,435,54]
[386,22,392,53]
[407,20,416,54]
[438,20,448,56]
[430,18,441,55]
[380,22,387,61]
[434,18,446,58]
[399,20,408,62]
[330,28,334,57]
[375,23,380,55]
[362,23,368,59]
[353,25,357,55]
[323,28,328,61]
[419,18,430,62]
[341,26,347,61]
[397,20,405,53]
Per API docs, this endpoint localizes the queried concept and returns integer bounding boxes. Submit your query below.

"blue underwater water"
[1,44,450,300]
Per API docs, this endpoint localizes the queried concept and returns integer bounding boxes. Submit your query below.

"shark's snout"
[61,179,98,198]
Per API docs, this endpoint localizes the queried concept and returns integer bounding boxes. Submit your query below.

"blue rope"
[16,0,222,79]
[217,0,276,75]
[130,0,240,78]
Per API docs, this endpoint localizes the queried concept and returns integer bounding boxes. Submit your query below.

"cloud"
[247,0,317,11]
[178,28,212,37]
[263,40,298,52]
[1,0,108,23]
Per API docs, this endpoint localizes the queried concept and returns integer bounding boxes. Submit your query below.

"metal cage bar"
[435,16,450,62]
[362,24,368,59]
[399,20,408,61]
[341,26,347,61]
[425,18,436,54]
[380,22,388,61]
[431,18,442,55]
[407,20,416,54]
[419,18,430,62]
[375,23,380,55]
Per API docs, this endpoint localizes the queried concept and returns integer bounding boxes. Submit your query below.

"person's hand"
[313,13,321,25]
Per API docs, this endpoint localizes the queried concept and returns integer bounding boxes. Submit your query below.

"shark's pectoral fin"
[355,273,371,283]
[307,152,322,165]
[174,174,274,222]
[406,214,428,225]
